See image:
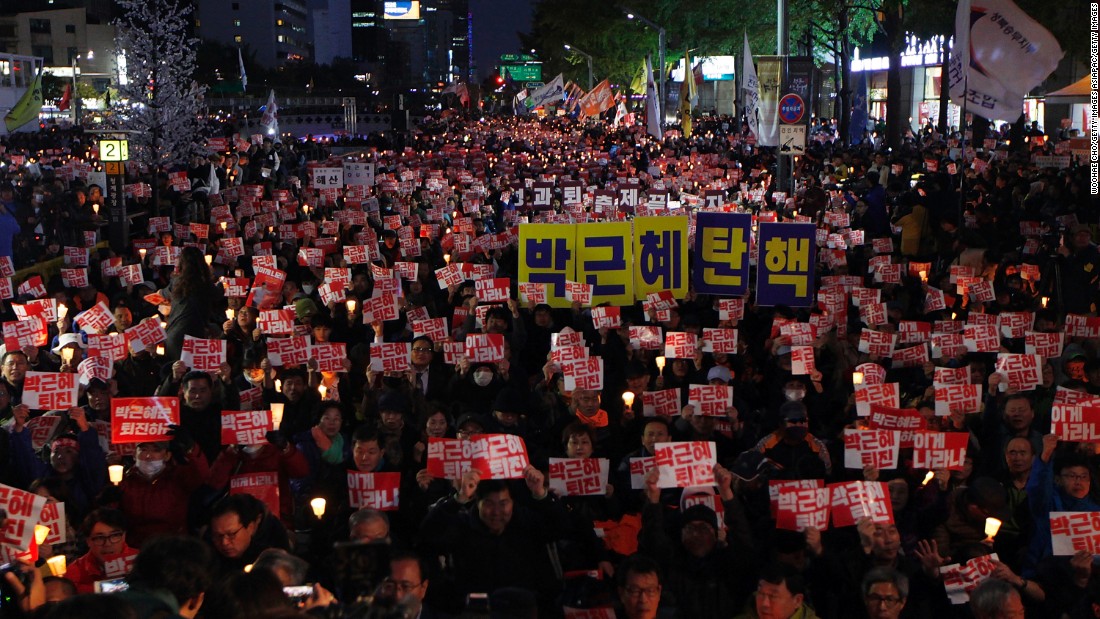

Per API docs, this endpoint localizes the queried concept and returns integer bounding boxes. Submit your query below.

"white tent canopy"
[1044,76,1090,104]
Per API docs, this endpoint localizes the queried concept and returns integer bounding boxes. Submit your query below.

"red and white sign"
[564,281,593,305]
[230,472,280,518]
[664,332,698,360]
[688,385,733,417]
[1065,314,1100,339]
[858,330,896,357]
[717,298,745,321]
[591,306,621,330]
[931,333,966,359]
[518,282,548,304]
[998,312,1032,339]
[910,431,968,470]
[464,333,505,364]
[562,356,604,391]
[310,343,347,373]
[780,322,816,346]
[220,409,273,445]
[854,383,900,417]
[369,342,411,372]
[629,326,663,350]
[1051,405,1100,442]
[854,363,886,385]
[829,480,894,526]
[267,336,310,367]
[37,500,66,545]
[934,366,970,385]
[769,479,825,517]
[628,457,657,489]
[642,389,681,418]
[898,321,931,345]
[775,484,830,531]
[180,336,226,372]
[843,429,900,469]
[3,317,47,351]
[963,324,999,353]
[994,353,1042,392]
[0,483,48,550]
[363,292,400,323]
[868,405,925,448]
[347,471,402,510]
[654,441,716,488]
[110,397,179,443]
[259,309,296,335]
[1026,331,1065,358]
[475,278,511,303]
[549,458,609,496]
[23,372,78,410]
[77,356,113,384]
[124,319,166,353]
[61,268,88,288]
[934,384,983,416]
[1051,512,1100,555]
[702,328,739,354]
[791,346,816,375]
[75,302,114,333]
[942,554,999,604]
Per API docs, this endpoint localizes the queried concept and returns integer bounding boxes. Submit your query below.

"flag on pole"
[577,80,614,119]
[260,89,279,140]
[613,99,628,127]
[679,49,697,138]
[630,58,649,95]
[849,70,869,145]
[4,70,43,132]
[948,0,1063,122]
[238,48,247,91]
[741,32,760,141]
[513,89,529,116]
[525,74,565,110]
[443,81,470,107]
[645,56,661,139]
[57,84,72,112]
[691,62,703,108]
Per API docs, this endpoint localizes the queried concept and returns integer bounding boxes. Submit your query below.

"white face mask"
[473,371,493,387]
[784,389,806,402]
[301,285,315,295]
[136,459,165,478]
[242,445,264,456]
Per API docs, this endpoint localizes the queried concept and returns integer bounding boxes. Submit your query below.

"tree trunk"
[938,36,950,132]
[837,6,852,145]
[884,0,905,151]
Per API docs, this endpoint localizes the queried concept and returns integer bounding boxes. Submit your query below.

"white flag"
[646,56,661,139]
[525,73,565,109]
[238,48,247,91]
[949,0,1063,122]
[741,32,760,141]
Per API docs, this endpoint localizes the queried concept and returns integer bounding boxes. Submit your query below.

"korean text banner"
[755,222,817,307]
[576,222,634,307]
[519,223,575,308]
[693,211,752,296]
[632,216,689,301]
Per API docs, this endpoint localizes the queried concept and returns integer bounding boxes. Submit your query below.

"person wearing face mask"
[207,426,309,529]
[750,401,832,478]
[115,430,210,547]
[449,361,504,419]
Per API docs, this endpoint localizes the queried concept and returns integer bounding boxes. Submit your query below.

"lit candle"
[138,248,147,260]
[853,371,864,385]
[34,524,50,545]
[205,255,213,266]
[159,321,167,330]
[155,344,165,356]
[622,392,635,408]
[46,555,66,577]
[984,517,1002,539]
[220,221,228,232]
[444,253,451,264]
[57,304,68,319]
[92,203,99,215]
[244,564,253,573]
[109,464,124,484]
[318,385,328,400]
[226,308,236,320]
[922,470,935,486]
[61,347,74,363]
[655,356,666,372]
[270,402,285,428]
[919,270,927,283]
[275,379,282,394]
[310,497,326,518]
[1041,297,1049,308]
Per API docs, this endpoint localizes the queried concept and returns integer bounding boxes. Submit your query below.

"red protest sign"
[474,278,510,303]
[1026,331,1065,358]
[702,328,739,354]
[716,298,744,321]
[220,410,273,445]
[412,318,449,342]
[775,485,830,531]
[1051,405,1100,442]
[628,457,657,489]
[769,479,825,517]
[124,319,167,353]
[642,389,681,417]
[111,397,180,443]
[75,302,114,333]
[828,480,894,526]
[363,292,399,322]
[562,356,604,391]
[868,405,925,448]
[24,416,61,451]
[1066,314,1100,338]
[858,330,896,357]
[464,333,505,364]
[628,326,663,350]
[259,309,295,335]
[897,321,931,345]
[548,458,609,496]
[78,356,113,384]
[933,366,970,385]
[994,353,1042,392]
[88,333,128,362]
[267,336,310,367]
[942,554,1000,605]
[1051,512,1100,555]
[664,332,698,359]
[369,342,410,373]
[963,324,999,353]
[22,372,78,410]
[854,383,900,417]
[911,431,968,470]
[934,384,983,416]
[181,336,226,372]
[843,429,900,469]
[347,471,402,510]
[590,306,621,330]
[3,317,47,351]
[854,363,886,385]
[230,472,280,518]
[654,441,716,488]
[688,385,733,417]
[791,346,817,375]
[0,483,48,549]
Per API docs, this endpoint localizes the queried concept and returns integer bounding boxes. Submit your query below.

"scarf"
[575,408,609,428]
[312,426,345,464]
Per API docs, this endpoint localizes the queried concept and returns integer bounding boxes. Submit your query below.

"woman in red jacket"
[64,508,138,594]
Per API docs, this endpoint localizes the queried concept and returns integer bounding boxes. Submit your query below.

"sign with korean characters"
[693,211,751,296]
[519,223,576,308]
[633,216,688,301]
[310,166,344,188]
[576,222,634,306]
[756,222,817,307]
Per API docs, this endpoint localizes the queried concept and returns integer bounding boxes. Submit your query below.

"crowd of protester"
[0,107,1093,619]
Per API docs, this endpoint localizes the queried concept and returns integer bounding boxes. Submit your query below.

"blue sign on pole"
[778,93,805,124]
[755,222,817,307]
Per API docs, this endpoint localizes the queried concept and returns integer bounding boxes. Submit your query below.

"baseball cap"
[680,504,719,531]
[707,366,732,383]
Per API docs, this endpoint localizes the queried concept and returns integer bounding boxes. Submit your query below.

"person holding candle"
[290,401,350,510]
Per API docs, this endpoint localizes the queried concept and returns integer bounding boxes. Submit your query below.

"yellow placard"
[518,224,575,308]
[576,222,634,307]
[633,216,689,300]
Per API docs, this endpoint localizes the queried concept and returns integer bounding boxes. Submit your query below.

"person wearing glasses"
[387,550,448,618]
[407,335,451,403]
[616,554,669,619]
[64,508,137,593]
[751,401,832,478]
[861,567,908,619]
[205,494,291,577]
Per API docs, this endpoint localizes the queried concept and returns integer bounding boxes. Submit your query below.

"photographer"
[1053,223,1099,315]
[0,555,45,617]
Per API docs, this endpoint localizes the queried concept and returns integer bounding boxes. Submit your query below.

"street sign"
[500,64,542,82]
[100,139,129,162]
[104,162,123,175]
[525,82,544,90]
[778,94,805,124]
[500,53,537,63]
[779,125,806,156]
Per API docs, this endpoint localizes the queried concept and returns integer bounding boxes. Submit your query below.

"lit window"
[276,19,284,26]
[277,35,285,42]
[234,35,242,43]
[233,19,241,27]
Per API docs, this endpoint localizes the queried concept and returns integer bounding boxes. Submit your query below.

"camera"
[283,585,314,604]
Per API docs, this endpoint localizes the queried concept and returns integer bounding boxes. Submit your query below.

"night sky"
[470,0,535,80]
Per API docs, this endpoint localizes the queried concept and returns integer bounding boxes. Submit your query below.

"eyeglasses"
[89,531,125,545]
[384,578,423,593]
[412,347,433,353]
[1062,472,1090,482]
[624,586,660,598]
[213,526,245,542]
[866,594,903,607]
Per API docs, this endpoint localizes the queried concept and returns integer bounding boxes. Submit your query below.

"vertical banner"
[575,222,635,307]
[519,224,576,308]
[633,216,688,301]
[756,222,817,307]
[693,212,752,296]
[755,56,784,147]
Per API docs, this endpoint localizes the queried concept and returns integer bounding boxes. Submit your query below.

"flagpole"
[958,73,967,231]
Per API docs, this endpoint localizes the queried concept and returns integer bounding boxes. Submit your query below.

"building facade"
[197,0,312,69]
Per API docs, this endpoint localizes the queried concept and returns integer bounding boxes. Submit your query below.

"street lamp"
[623,6,665,123]
[563,44,593,91]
